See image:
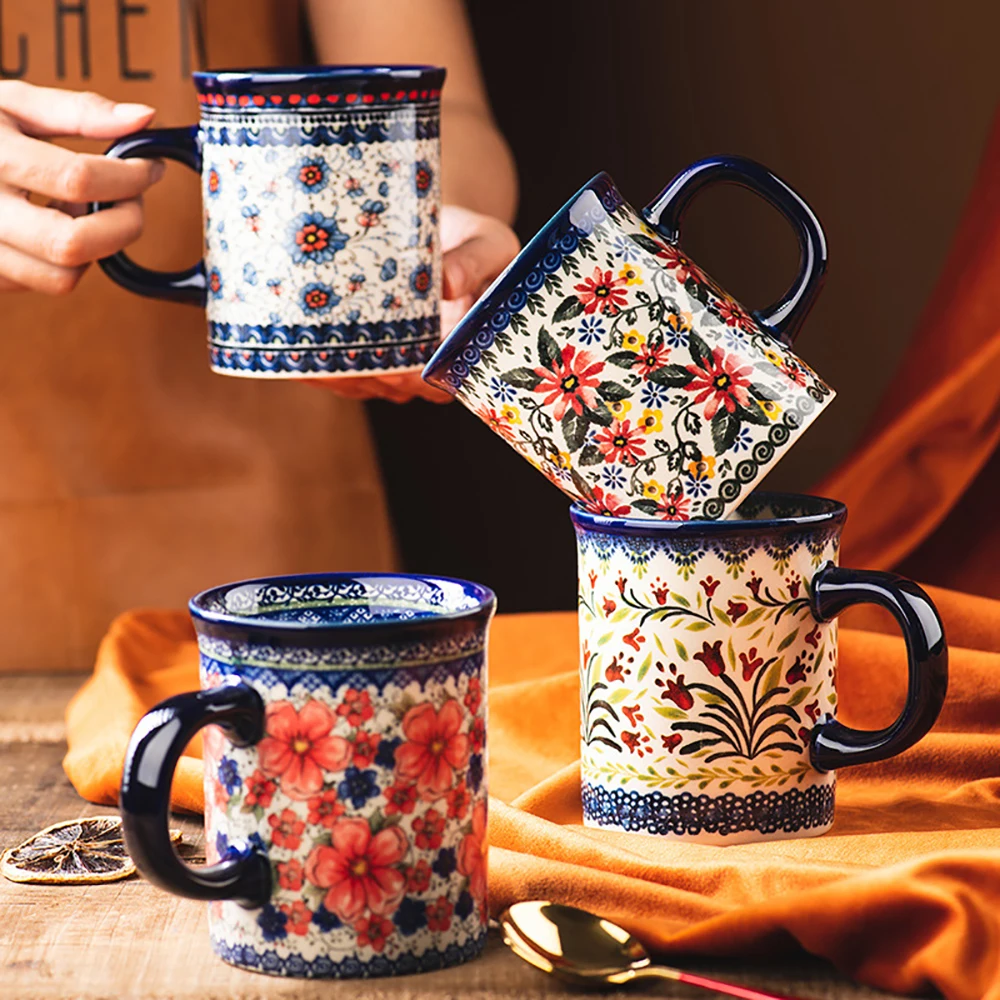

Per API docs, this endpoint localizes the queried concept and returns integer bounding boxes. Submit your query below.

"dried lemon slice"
[2,816,183,885]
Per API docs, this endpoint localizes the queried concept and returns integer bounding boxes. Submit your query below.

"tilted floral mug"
[92,66,444,377]
[572,493,948,843]
[120,573,493,978]
[424,157,833,520]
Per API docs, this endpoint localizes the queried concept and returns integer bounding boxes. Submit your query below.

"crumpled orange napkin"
[65,587,1000,1000]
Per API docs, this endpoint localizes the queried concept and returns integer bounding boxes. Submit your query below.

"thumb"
[0,81,155,139]
[442,220,519,301]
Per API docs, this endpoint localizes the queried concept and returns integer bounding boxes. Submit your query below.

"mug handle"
[642,155,828,345]
[808,563,948,772]
[88,126,207,306]
[119,679,271,908]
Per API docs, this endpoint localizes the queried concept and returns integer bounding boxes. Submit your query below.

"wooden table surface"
[0,674,898,1000]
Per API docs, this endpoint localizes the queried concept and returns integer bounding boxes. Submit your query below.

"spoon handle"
[646,965,809,1000]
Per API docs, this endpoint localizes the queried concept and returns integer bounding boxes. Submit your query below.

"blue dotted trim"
[582,782,834,838]
[211,928,486,978]
[209,338,437,375]
[202,116,440,149]
[201,652,484,695]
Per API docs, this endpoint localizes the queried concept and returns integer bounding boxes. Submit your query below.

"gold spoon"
[501,901,811,1000]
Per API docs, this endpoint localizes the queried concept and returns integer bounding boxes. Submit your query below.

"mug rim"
[570,491,847,537]
[189,571,496,642]
[423,171,619,389]
[193,65,445,93]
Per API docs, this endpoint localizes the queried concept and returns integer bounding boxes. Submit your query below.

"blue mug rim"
[423,171,620,388]
[194,65,445,94]
[570,491,847,538]
[189,571,496,646]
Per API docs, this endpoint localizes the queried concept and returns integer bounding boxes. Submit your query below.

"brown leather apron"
[0,0,396,671]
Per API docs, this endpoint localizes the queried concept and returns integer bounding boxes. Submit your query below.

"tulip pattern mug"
[424,158,833,520]
[92,66,444,377]
[120,573,493,978]
[572,494,948,843]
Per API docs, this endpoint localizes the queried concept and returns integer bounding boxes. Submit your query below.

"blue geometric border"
[202,116,439,149]
[209,316,439,349]
[211,928,487,978]
[209,339,437,375]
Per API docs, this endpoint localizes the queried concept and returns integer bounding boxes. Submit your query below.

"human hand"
[312,204,519,403]
[0,81,163,294]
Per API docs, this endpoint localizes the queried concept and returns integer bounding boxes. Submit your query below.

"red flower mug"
[424,157,834,521]
[120,573,494,978]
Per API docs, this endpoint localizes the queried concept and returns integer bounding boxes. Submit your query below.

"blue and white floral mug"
[92,66,444,377]
[424,158,833,520]
[573,493,948,844]
[120,573,493,978]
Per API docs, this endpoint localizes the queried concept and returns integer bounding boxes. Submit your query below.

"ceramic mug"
[92,66,444,377]
[424,158,833,521]
[572,493,947,844]
[120,572,493,978]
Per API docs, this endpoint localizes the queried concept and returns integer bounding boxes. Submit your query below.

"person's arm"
[305,0,520,403]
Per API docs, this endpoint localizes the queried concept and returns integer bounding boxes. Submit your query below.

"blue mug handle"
[642,155,828,345]
[88,126,207,306]
[119,679,271,908]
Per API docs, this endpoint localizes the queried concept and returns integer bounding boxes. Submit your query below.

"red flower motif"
[207,168,220,194]
[716,297,756,333]
[357,208,382,229]
[337,688,374,727]
[303,286,330,311]
[258,700,351,800]
[351,731,381,769]
[298,163,324,187]
[651,580,669,605]
[582,486,631,517]
[296,221,332,255]
[615,574,627,595]
[727,600,748,621]
[604,657,624,683]
[661,733,683,752]
[268,808,305,851]
[788,576,802,598]
[663,676,693,710]
[532,344,605,421]
[427,895,454,933]
[244,769,277,810]
[739,648,765,682]
[395,700,470,799]
[277,859,304,891]
[684,347,754,420]
[470,716,486,755]
[656,243,707,285]
[457,800,488,905]
[475,404,517,442]
[446,780,471,820]
[588,570,598,588]
[622,705,643,727]
[412,808,446,850]
[464,677,483,716]
[805,701,821,723]
[634,343,671,375]
[656,491,691,521]
[747,574,763,598]
[305,818,408,922]
[384,780,418,817]
[354,914,394,952]
[307,789,346,829]
[602,596,616,615]
[406,859,432,894]
[804,626,822,649]
[693,640,725,677]
[280,900,313,936]
[594,419,647,465]
[574,266,629,315]
[798,727,812,745]
[623,628,644,651]
[621,731,643,755]
[786,655,807,685]
[700,576,720,598]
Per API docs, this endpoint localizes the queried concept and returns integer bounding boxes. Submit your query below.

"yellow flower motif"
[554,451,573,470]
[501,404,521,426]
[608,398,632,417]
[686,456,717,480]
[643,480,666,500]
[621,329,646,351]
[639,408,663,434]
[763,348,785,368]
[759,400,783,421]
[666,310,693,333]
[618,264,643,285]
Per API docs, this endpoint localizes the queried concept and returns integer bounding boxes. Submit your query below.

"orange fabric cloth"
[66,593,1000,1000]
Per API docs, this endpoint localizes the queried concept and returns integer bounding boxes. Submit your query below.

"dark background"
[365,0,1000,612]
